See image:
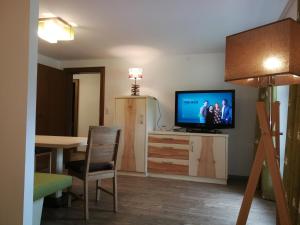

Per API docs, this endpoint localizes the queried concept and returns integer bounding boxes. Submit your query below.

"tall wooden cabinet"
[115,96,157,174]
[148,131,228,184]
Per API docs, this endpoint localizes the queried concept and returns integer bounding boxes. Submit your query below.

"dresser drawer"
[148,158,189,175]
[148,144,189,160]
[148,135,189,145]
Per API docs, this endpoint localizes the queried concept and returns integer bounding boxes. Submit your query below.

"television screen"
[175,90,235,129]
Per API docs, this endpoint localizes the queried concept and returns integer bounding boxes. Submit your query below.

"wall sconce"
[128,68,143,96]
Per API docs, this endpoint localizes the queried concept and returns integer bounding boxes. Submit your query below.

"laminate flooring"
[42,175,275,225]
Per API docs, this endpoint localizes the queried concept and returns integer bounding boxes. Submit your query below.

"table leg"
[55,148,64,198]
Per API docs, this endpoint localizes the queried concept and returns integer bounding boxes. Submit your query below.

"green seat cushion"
[34,173,72,201]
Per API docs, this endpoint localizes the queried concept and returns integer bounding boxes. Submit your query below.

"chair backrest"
[85,126,121,173]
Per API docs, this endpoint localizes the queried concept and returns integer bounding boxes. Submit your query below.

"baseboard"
[148,173,227,185]
[118,171,229,185]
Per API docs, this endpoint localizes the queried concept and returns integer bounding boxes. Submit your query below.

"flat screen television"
[175,90,235,130]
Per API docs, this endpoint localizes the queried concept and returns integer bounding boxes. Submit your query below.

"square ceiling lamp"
[225,18,300,225]
[38,17,75,44]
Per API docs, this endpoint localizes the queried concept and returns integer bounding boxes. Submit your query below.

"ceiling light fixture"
[38,17,75,44]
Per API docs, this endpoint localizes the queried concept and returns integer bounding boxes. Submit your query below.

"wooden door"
[189,136,227,179]
[115,98,146,172]
[36,64,73,136]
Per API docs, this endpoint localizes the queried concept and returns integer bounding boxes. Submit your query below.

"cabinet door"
[115,98,146,172]
[189,136,227,179]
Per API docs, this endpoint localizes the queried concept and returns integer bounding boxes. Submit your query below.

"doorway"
[64,67,105,137]
[72,73,101,137]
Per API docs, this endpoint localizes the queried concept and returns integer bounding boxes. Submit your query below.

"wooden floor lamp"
[225,18,300,225]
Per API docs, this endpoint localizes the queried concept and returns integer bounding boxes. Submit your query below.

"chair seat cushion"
[66,160,113,174]
[34,173,72,201]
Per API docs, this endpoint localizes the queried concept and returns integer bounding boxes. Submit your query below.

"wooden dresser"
[115,96,157,175]
[147,131,228,184]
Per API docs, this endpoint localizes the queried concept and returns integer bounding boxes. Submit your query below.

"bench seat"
[34,173,72,201]
[33,173,72,225]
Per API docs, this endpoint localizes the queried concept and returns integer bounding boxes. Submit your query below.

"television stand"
[185,128,222,134]
[147,130,229,184]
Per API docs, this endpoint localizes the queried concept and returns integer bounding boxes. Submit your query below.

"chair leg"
[48,152,52,173]
[67,187,72,208]
[84,180,89,220]
[96,180,101,202]
[34,156,37,172]
[113,176,118,212]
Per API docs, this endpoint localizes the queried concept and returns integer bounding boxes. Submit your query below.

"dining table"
[35,135,88,197]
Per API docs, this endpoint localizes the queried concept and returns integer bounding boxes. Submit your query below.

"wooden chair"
[67,126,121,220]
[35,148,52,173]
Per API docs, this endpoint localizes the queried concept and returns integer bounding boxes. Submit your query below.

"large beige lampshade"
[225,18,300,87]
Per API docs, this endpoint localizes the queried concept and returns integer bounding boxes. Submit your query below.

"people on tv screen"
[199,98,232,126]
[199,100,209,123]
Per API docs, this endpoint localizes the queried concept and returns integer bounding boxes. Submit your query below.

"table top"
[36,135,88,149]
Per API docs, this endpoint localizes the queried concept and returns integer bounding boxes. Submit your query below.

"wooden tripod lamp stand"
[225,18,300,225]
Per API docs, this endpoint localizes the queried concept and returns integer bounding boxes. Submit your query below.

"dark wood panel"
[36,64,72,136]
[148,146,189,160]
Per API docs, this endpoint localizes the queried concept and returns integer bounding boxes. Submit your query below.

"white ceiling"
[39,0,289,60]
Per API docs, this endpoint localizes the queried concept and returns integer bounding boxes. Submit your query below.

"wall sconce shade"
[225,18,300,87]
[128,68,143,96]
[38,17,75,44]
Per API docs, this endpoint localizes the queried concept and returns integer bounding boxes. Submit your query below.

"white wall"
[280,0,297,19]
[38,54,62,69]
[62,53,258,176]
[0,0,38,224]
[73,74,100,137]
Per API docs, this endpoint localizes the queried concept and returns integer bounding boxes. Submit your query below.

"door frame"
[72,79,80,136]
[64,67,105,126]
